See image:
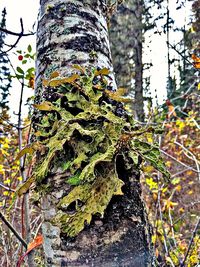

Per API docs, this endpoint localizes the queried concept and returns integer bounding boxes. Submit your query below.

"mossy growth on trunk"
[20,66,169,238]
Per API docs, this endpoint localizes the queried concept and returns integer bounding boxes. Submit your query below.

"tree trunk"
[34,1,152,266]
[109,1,144,121]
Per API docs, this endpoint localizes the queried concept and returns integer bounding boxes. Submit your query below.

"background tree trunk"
[109,1,145,121]
[34,1,152,266]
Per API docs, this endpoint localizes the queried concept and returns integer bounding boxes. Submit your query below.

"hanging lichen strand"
[31,67,169,237]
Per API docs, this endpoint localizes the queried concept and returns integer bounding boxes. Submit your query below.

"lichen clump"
[31,67,169,237]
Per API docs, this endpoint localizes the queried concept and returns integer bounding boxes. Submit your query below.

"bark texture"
[35,1,152,266]
[109,1,145,121]
[36,0,115,91]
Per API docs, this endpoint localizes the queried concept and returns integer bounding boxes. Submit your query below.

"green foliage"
[12,46,35,89]
[25,67,170,237]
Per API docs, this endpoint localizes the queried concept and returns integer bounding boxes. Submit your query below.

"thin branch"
[0,211,27,248]
[166,41,194,67]
[161,149,198,173]
[170,81,196,103]
[18,80,35,266]
[168,208,177,247]
[181,217,200,266]
[174,140,200,182]
[171,167,191,178]
[0,18,35,55]
[0,22,35,37]
[0,182,15,192]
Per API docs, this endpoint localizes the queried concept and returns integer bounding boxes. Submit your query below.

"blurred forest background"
[0,0,199,266]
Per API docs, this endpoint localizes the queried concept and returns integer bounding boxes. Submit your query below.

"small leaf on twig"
[33,101,56,111]
[94,68,110,76]
[17,234,43,267]
[15,146,34,161]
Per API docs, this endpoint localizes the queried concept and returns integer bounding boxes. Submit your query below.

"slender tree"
[109,1,145,121]
[0,8,11,110]
[31,1,169,266]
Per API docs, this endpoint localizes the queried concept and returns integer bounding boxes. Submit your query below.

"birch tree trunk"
[34,1,152,266]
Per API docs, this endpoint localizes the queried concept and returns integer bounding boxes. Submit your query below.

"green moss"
[32,67,170,237]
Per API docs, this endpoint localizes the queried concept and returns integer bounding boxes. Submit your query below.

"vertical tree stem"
[17,80,35,267]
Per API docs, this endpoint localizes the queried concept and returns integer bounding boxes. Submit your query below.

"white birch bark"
[34,1,152,266]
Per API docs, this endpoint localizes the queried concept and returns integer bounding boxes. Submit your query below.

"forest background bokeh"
[0,0,199,266]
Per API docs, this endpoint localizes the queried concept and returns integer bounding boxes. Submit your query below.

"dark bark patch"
[61,35,109,57]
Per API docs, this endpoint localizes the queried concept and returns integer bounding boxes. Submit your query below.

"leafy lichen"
[29,67,170,237]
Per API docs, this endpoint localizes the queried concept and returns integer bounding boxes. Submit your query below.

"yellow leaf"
[72,65,86,74]
[105,90,132,103]
[28,76,35,89]
[16,176,35,197]
[0,165,5,175]
[152,234,157,244]
[198,83,200,90]
[186,170,193,176]
[190,26,195,33]
[165,161,171,168]
[3,191,9,196]
[15,146,34,161]
[175,185,182,191]
[179,207,184,213]
[42,79,49,86]
[50,71,59,79]
[143,165,154,172]
[4,179,11,184]
[94,68,110,76]
[33,101,56,111]
[49,74,79,87]
[163,199,178,211]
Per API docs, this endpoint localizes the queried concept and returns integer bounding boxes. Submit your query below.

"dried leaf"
[50,71,59,79]
[105,89,132,103]
[94,68,110,76]
[49,74,79,87]
[192,54,200,69]
[33,101,56,111]
[42,79,49,87]
[16,176,35,197]
[15,146,34,161]
[17,234,43,267]
[72,64,86,74]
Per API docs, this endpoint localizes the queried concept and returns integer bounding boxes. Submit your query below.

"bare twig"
[17,80,35,266]
[161,149,198,173]
[181,217,200,266]
[168,208,177,246]
[166,41,193,67]
[0,211,27,248]
[0,20,35,37]
[0,18,35,55]
[174,139,200,182]
[171,168,192,178]
[0,182,15,192]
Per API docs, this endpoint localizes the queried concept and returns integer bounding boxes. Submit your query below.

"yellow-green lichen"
[30,67,170,237]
